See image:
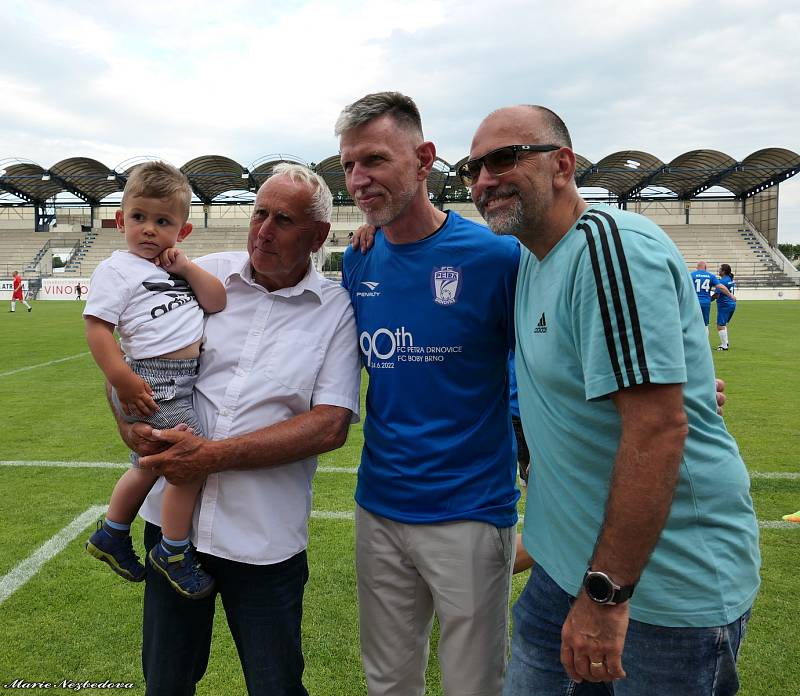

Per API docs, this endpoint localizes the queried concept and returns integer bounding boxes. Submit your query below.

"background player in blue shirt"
[691,260,735,330]
[713,263,737,350]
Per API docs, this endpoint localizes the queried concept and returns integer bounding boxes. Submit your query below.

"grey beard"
[482,199,525,236]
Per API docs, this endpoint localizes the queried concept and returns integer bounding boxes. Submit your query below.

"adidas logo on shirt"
[534,313,547,334]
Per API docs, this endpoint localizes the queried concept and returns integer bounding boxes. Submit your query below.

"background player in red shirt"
[9,271,32,313]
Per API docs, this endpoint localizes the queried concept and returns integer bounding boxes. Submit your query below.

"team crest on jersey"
[431,266,462,306]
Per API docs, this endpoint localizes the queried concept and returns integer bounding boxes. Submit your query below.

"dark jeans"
[504,564,751,696]
[143,522,309,696]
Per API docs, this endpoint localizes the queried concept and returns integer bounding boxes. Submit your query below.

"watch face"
[585,572,612,602]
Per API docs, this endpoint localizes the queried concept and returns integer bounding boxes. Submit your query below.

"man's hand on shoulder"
[351,224,376,254]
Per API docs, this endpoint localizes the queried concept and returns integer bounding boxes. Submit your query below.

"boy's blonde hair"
[122,161,192,220]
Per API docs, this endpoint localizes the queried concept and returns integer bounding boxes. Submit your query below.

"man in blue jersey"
[336,92,520,696]
[691,260,735,329]
[466,105,759,696]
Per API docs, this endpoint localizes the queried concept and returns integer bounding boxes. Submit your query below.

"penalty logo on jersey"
[431,266,462,306]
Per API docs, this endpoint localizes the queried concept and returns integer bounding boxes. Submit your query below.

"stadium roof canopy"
[1,148,798,208]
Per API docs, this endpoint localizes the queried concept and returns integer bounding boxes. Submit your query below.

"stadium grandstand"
[1,148,799,300]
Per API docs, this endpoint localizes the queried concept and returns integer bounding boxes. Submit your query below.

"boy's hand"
[155,247,189,274]
[116,372,157,418]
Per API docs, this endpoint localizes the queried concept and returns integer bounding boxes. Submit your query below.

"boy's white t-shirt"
[83,250,204,359]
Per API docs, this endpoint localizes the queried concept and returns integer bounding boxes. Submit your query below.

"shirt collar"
[230,257,324,302]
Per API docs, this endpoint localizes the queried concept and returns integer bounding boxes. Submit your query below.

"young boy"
[84,161,226,599]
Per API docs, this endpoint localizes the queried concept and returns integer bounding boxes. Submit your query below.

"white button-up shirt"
[140,252,361,565]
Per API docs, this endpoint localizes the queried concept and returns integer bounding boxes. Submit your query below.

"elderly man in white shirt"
[115,163,361,696]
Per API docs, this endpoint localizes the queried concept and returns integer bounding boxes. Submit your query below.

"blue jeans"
[142,522,309,696]
[504,564,751,696]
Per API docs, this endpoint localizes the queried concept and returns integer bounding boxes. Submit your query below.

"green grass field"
[0,300,798,694]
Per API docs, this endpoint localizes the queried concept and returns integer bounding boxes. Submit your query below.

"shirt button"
[221,409,231,417]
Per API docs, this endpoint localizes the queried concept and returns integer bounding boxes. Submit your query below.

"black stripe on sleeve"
[577,219,625,391]
[584,213,636,385]
[592,209,650,382]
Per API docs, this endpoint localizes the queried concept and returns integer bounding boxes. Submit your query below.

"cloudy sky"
[2,0,799,241]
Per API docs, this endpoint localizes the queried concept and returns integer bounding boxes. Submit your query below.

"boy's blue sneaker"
[148,542,215,600]
[85,520,146,582]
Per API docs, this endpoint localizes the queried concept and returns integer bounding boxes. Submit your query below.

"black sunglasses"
[457,144,561,186]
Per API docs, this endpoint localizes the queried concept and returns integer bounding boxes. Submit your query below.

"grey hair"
[268,162,332,223]
[334,91,423,139]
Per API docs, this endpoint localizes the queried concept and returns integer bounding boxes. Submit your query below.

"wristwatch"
[582,569,635,605]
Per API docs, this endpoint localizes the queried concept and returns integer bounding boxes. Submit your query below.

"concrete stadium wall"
[2,275,796,301]
[744,188,779,246]
[629,199,745,226]
[737,288,800,300]
[31,198,761,231]
[0,208,36,228]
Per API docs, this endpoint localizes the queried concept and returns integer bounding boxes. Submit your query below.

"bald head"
[696,261,707,270]
[473,105,572,152]
[469,104,587,257]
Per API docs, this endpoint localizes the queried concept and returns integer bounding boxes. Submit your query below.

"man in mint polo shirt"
[464,105,759,696]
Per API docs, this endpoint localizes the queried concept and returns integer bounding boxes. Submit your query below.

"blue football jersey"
[342,211,520,527]
[690,269,719,304]
[715,275,736,306]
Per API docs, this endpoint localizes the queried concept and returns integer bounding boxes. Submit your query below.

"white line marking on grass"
[0,461,358,473]
[759,521,799,529]
[0,464,795,529]
[0,505,106,606]
[0,460,127,469]
[515,515,797,531]
[0,351,90,378]
[2,462,793,479]
[311,511,354,519]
